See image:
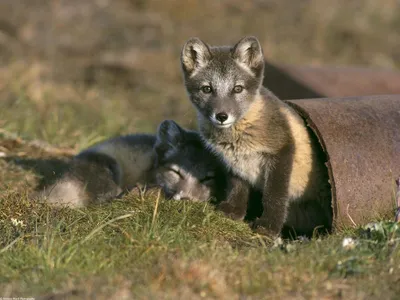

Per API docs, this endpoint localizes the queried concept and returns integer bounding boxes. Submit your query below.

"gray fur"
[154,120,228,202]
[35,120,229,207]
[181,36,332,236]
[181,36,264,129]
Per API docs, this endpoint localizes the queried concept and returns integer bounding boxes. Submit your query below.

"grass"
[1,134,400,299]
[0,0,400,298]
[1,0,399,148]
[0,183,400,298]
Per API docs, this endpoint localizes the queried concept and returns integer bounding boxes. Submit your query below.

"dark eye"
[200,175,215,183]
[233,85,243,93]
[201,86,212,94]
[168,168,183,178]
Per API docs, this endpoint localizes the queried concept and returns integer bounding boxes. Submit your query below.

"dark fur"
[181,36,332,236]
[35,120,233,207]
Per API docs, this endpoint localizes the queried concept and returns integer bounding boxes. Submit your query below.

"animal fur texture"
[181,36,332,236]
[35,120,232,208]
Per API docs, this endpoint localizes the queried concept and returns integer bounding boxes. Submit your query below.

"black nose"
[215,112,228,123]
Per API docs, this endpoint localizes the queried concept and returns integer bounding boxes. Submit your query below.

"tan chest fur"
[203,98,274,189]
[208,139,267,188]
[280,106,314,201]
[202,95,318,203]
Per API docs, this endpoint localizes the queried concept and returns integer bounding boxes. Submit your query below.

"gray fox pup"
[36,120,230,208]
[180,36,332,236]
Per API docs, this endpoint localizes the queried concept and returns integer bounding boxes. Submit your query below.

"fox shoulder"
[81,134,157,189]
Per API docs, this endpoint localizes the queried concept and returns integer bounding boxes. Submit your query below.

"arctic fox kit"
[37,120,228,207]
[181,36,332,236]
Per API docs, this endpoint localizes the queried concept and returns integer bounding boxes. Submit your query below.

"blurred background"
[0,0,399,149]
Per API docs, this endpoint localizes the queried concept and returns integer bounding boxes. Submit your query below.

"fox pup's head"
[153,120,226,202]
[181,36,264,129]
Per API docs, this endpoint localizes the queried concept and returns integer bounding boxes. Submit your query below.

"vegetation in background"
[0,0,399,298]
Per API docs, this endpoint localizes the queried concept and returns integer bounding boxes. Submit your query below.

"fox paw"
[250,218,281,238]
[218,201,246,221]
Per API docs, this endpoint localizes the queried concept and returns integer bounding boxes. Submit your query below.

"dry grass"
[0,0,399,146]
[0,0,400,298]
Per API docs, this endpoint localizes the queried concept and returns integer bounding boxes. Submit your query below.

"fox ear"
[154,120,185,156]
[232,36,264,77]
[181,37,212,77]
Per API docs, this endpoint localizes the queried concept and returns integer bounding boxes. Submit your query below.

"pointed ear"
[154,120,185,156]
[232,36,264,77]
[181,37,212,77]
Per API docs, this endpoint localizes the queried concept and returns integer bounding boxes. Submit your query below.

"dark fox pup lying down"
[35,120,252,209]
[35,118,330,237]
